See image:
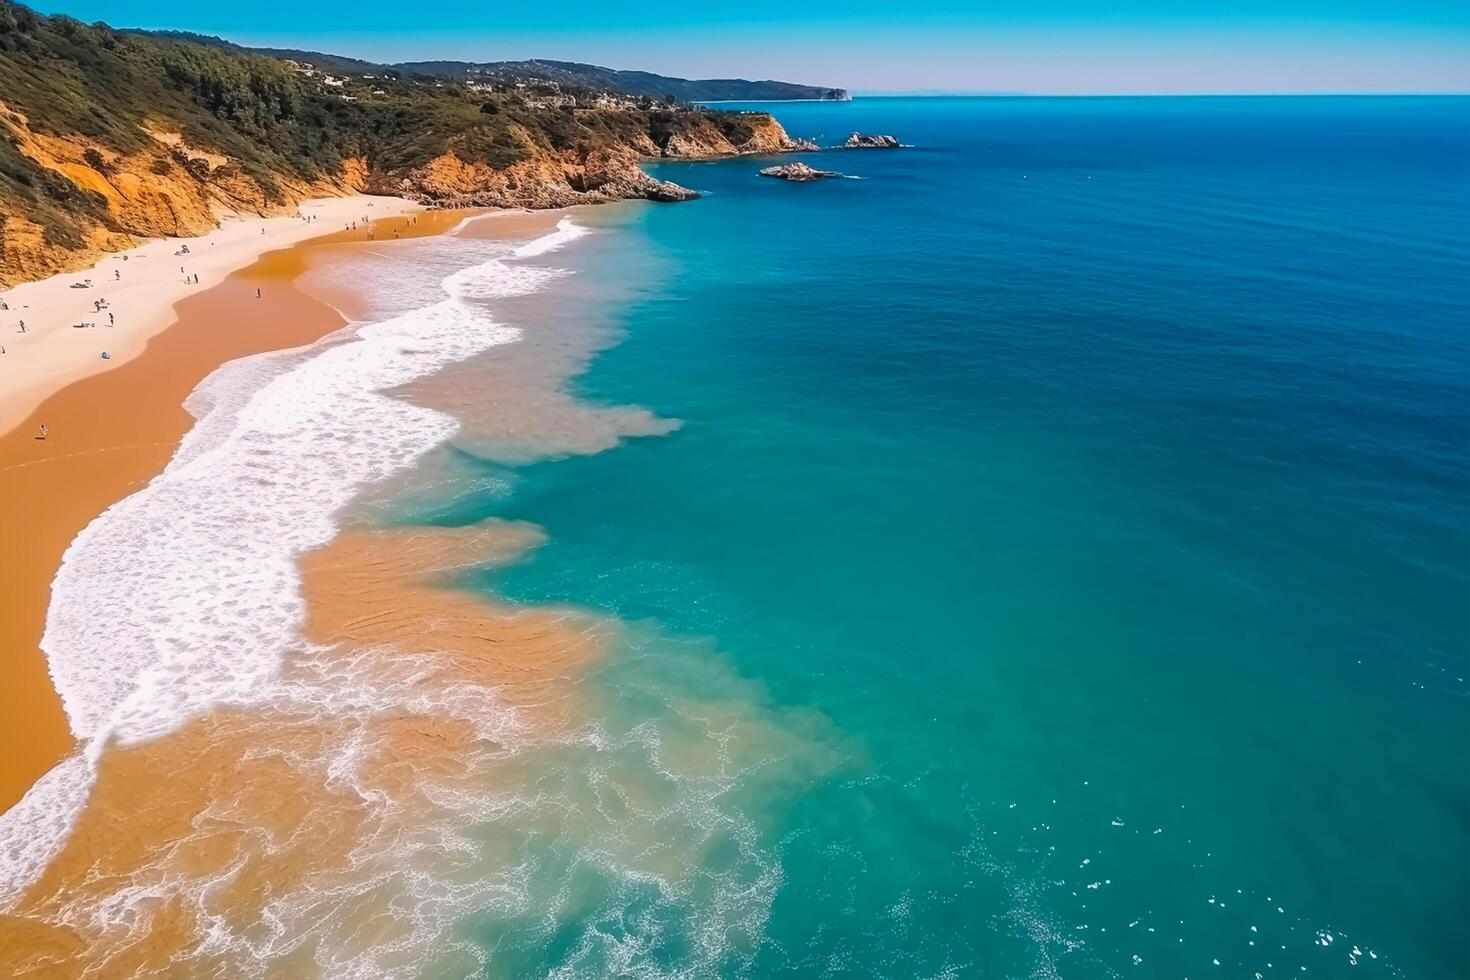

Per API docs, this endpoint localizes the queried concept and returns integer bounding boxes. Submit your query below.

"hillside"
[0,2,813,286]
[390,59,851,102]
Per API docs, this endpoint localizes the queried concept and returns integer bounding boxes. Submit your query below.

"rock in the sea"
[624,171,702,202]
[781,136,821,152]
[759,162,841,182]
[843,132,900,149]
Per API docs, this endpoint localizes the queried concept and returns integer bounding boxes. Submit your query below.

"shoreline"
[0,208,592,972]
[0,206,475,814]
[0,195,423,437]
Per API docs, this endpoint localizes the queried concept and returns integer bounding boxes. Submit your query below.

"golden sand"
[0,522,604,976]
[300,524,604,725]
[0,207,603,976]
[0,208,484,812]
[0,196,425,434]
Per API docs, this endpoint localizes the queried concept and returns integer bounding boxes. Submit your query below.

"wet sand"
[0,524,605,976]
[0,208,476,813]
[0,205,614,975]
[0,196,423,435]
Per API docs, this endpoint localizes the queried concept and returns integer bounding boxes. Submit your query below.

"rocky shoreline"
[367,117,822,209]
[1,106,819,284]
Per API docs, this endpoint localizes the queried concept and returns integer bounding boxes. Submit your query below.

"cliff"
[0,2,811,287]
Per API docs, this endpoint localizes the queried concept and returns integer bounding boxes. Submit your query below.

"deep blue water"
[418,97,1470,977]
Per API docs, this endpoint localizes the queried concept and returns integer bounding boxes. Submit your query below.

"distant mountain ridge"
[241,47,849,103]
[135,35,850,103]
[389,59,851,103]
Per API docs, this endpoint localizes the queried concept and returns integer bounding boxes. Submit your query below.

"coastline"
[0,206,603,973]
[0,205,473,814]
[0,195,422,437]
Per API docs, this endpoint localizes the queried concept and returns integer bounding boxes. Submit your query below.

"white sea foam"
[0,210,794,977]
[0,753,94,907]
[0,218,589,911]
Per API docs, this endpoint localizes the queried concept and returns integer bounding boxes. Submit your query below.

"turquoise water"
[407,98,1469,977]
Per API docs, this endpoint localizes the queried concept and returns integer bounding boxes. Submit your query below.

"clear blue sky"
[30,0,1470,94]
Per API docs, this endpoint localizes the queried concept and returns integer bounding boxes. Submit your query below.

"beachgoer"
[38,424,47,440]
[256,288,262,299]
[108,313,115,325]
[18,320,25,333]
[115,270,121,280]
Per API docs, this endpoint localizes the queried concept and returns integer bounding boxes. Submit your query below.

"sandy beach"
[0,203,606,974]
[0,196,422,437]
[0,201,480,813]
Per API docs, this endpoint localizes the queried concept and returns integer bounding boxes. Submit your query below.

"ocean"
[6,96,1467,978]
[424,96,1470,977]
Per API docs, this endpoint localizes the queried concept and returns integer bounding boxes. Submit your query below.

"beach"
[0,200,618,973]
[0,198,464,813]
[0,196,427,436]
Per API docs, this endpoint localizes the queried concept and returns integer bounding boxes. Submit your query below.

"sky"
[30,0,1470,94]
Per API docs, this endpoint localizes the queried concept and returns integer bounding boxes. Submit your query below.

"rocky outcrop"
[843,133,901,149]
[367,144,700,208]
[0,101,339,286]
[1,98,803,285]
[657,113,806,159]
[759,162,841,182]
[781,136,821,152]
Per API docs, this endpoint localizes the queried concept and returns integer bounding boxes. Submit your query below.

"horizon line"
[839,91,1470,98]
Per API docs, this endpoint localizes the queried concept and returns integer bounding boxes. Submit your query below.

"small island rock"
[781,136,821,151]
[760,162,842,182]
[843,132,900,149]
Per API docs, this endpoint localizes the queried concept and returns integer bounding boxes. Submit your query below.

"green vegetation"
[0,0,778,253]
[389,58,850,103]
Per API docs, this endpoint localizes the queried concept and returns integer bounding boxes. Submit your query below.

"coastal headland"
[0,1,819,287]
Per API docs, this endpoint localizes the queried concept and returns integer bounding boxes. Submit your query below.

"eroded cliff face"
[0,107,801,287]
[372,114,804,208]
[661,113,795,157]
[0,101,347,286]
[363,142,695,209]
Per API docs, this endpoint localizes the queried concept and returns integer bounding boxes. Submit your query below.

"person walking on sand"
[108,312,114,326]
[256,288,262,299]
[38,424,47,440]
[18,320,25,333]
